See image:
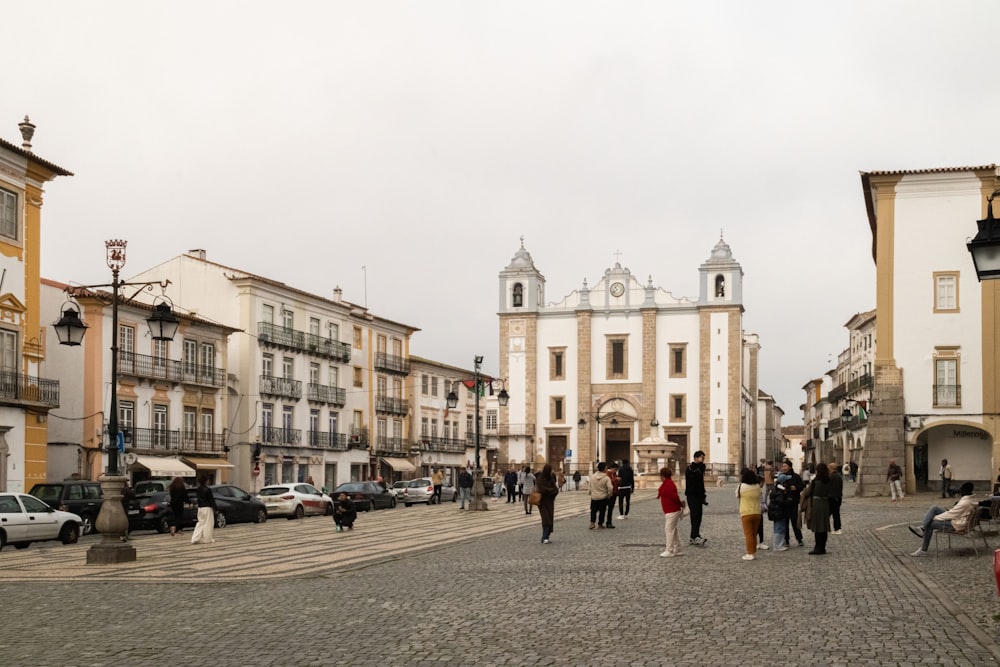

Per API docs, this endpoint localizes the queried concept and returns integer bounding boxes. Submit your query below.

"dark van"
[29,481,104,535]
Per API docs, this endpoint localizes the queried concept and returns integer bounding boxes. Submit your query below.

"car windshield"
[258,487,292,496]
[407,479,430,488]
[29,485,61,502]
[336,484,365,493]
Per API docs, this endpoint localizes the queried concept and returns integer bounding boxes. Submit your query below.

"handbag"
[527,491,542,506]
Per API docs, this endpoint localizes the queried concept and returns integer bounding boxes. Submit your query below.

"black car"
[127,484,267,533]
[332,481,396,511]
[28,481,104,535]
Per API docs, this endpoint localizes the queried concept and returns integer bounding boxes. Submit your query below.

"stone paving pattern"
[1,483,998,666]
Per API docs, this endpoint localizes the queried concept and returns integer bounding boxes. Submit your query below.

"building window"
[200,409,214,437]
[669,344,686,378]
[329,365,339,388]
[376,334,387,355]
[309,317,320,336]
[431,376,438,397]
[309,362,320,384]
[486,409,498,430]
[715,274,726,297]
[606,336,628,380]
[282,357,294,379]
[0,188,16,240]
[281,309,294,329]
[119,400,134,434]
[550,348,565,381]
[512,282,523,308]
[466,414,473,437]
[421,374,429,395]
[933,348,960,407]
[328,322,339,341]
[353,326,363,349]
[183,339,197,375]
[393,378,402,399]
[119,324,135,373]
[262,304,274,324]
[431,419,438,438]
[282,406,294,443]
[262,354,273,377]
[183,408,196,439]
[670,394,686,422]
[934,272,959,313]
[353,366,363,387]
[421,417,429,437]
[551,397,564,423]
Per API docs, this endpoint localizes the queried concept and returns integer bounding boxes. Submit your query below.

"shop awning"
[182,456,235,469]
[130,455,196,478]
[381,457,416,473]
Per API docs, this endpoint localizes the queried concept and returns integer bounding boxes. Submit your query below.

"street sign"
[252,464,260,478]
[116,432,125,453]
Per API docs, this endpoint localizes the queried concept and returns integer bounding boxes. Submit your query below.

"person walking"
[572,470,581,491]
[168,476,188,536]
[737,468,762,561]
[521,467,536,515]
[939,459,953,498]
[190,475,217,545]
[617,460,635,520]
[604,463,620,528]
[588,462,613,529]
[658,466,685,557]
[431,468,444,504]
[801,461,832,555]
[458,467,473,509]
[849,459,858,483]
[828,462,844,534]
[504,469,518,503]
[685,451,708,546]
[886,459,904,502]
[536,464,559,544]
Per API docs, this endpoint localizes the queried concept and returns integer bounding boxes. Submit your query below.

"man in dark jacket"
[828,462,844,534]
[616,460,636,520]
[504,469,518,504]
[778,459,805,546]
[458,468,474,510]
[685,451,707,546]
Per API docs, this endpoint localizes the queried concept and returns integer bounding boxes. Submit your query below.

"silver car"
[401,477,457,506]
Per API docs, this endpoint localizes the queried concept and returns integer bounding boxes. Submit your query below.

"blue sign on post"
[116,432,125,453]
[565,449,573,458]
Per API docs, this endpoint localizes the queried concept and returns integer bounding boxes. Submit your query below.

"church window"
[512,283,523,308]
[715,275,725,297]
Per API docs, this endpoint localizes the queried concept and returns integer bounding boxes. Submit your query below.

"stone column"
[855,364,905,498]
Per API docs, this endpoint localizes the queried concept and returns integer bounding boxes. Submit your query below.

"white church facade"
[497,236,750,476]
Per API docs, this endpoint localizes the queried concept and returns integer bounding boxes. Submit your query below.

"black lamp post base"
[87,542,136,564]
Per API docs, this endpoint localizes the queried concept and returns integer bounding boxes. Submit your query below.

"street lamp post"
[446,355,508,512]
[578,410,618,470]
[968,190,1000,280]
[52,240,179,564]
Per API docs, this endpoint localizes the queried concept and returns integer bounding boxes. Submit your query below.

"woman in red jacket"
[658,467,686,558]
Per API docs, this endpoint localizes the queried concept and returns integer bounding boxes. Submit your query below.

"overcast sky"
[5,1,998,418]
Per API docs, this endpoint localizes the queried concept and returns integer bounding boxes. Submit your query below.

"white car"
[0,492,83,551]
[256,483,332,519]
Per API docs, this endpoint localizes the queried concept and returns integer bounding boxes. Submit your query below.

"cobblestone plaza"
[2,484,998,666]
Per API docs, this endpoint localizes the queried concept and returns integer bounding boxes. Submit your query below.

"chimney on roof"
[18,116,35,151]
[333,286,343,302]
[187,249,206,260]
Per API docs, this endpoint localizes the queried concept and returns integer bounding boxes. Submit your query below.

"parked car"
[401,477,458,506]
[0,492,82,551]
[256,483,332,519]
[391,480,407,499]
[28,481,103,535]
[133,479,192,495]
[332,481,396,511]
[126,485,267,533]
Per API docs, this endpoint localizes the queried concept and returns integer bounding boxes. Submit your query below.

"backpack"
[767,491,788,521]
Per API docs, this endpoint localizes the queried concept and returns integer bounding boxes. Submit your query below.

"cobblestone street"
[2,484,998,666]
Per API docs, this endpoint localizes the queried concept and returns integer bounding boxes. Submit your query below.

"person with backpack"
[767,481,793,551]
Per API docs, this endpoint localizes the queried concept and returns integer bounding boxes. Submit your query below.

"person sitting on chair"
[907,482,977,557]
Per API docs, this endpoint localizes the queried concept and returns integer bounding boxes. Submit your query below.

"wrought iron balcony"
[259,426,302,445]
[130,427,181,452]
[828,384,847,402]
[118,351,225,388]
[374,436,407,454]
[374,352,410,375]
[257,322,351,362]
[259,375,302,400]
[933,384,961,408]
[421,436,466,453]
[307,383,346,406]
[0,371,59,409]
[348,427,369,448]
[306,431,349,451]
[375,395,409,415]
[178,431,226,453]
[848,374,873,392]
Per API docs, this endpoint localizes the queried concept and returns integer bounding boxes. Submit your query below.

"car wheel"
[14,542,30,549]
[0,530,6,551]
[290,504,304,520]
[156,517,171,534]
[59,523,80,545]
[325,502,334,516]
[81,514,95,536]
[391,497,397,508]
[214,512,227,529]
[255,508,267,524]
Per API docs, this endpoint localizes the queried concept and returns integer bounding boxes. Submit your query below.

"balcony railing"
[259,426,302,445]
[933,384,961,408]
[421,436,466,453]
[178,431,227,453]
[373,436,407,454]
[0,371,59,408]
[348,428,369,448]
[374,352,410,375]
[257,322,351,362]
[130,427,180,452]
[118,351,225,388]
[259,375,302,400]
[848,374,873,393]
[306,431,349,451]
[307,383,346,406]
[375,395,409,415]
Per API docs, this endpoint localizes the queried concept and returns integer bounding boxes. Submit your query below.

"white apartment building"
[497,236,754,475]
[860,165,1000,493]
[132,250,418,492]
[825,310,875,468]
